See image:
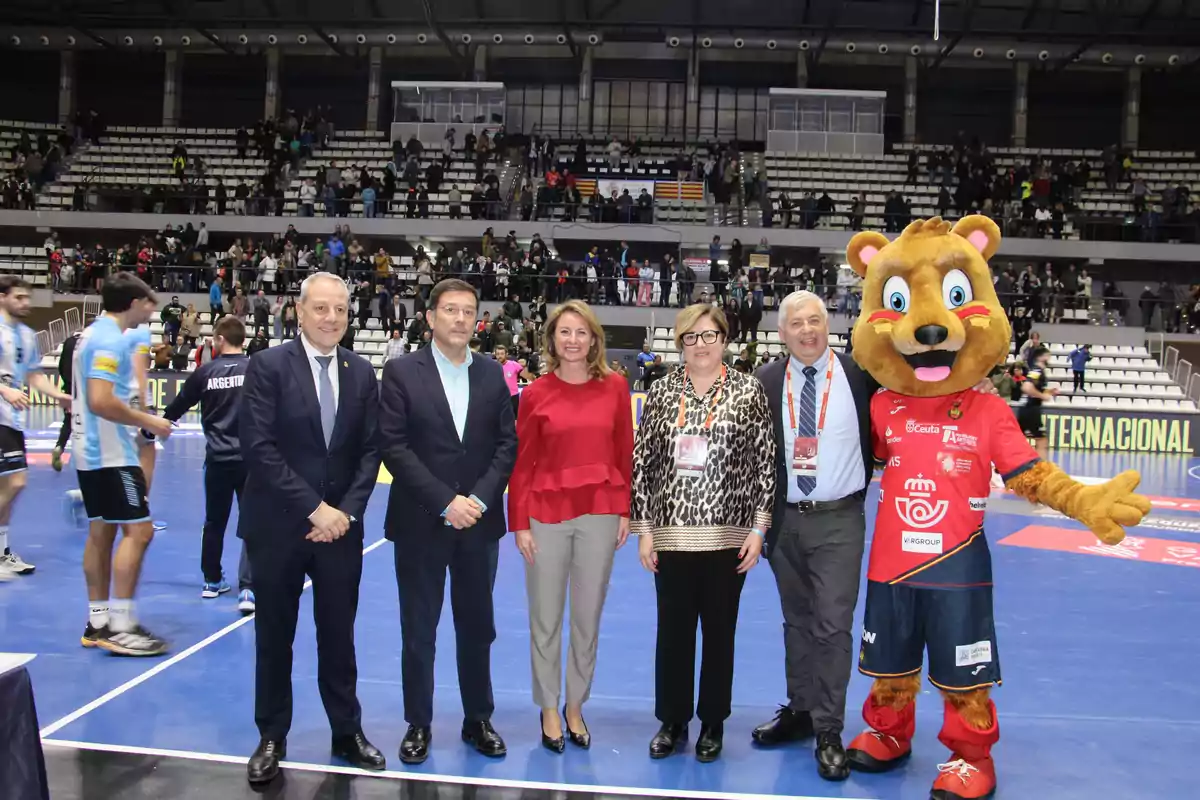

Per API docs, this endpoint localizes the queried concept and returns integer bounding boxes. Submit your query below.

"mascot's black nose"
[914,324,949,346]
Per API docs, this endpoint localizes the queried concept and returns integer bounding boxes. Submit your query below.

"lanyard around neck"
[676,365,727,430]
[786,351,836,436]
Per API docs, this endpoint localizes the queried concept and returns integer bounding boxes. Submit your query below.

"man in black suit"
[239,272,385,785]
[751,290,875,782]
[378,278,517,765]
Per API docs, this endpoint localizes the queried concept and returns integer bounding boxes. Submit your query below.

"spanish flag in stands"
[654,182,704,201]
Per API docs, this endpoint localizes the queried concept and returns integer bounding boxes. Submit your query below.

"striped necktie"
[796,365,818,496]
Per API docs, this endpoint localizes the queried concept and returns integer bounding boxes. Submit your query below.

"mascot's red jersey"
[869,388,1039,587]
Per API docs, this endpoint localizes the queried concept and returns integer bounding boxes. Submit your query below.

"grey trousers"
[526,514,620,708]
[769,503,866,735]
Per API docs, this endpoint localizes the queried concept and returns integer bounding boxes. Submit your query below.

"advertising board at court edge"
[25,377,1196,455]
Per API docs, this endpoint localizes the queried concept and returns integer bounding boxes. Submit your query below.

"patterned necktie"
[315,355,335,446]
[796,365,818,496]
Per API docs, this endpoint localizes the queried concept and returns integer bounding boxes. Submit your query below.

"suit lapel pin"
[343,361,348,367]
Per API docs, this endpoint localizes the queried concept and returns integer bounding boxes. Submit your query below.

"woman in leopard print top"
[631,303,776,762]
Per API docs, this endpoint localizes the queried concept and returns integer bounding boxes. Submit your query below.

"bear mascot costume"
[840,215,1151,799]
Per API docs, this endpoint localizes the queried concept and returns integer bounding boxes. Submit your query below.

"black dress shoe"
[695,723,724,763]
[815,730,850,781]
[563,704,590,750]
[648,723,688,759]
[247,738,285,786]
[462,719,507,758]
[399,725,431,765]
[752,706,815,745]
[540,710,565,754]
[332,732,386,771]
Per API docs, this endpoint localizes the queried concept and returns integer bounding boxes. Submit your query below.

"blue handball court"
[2,408,1198,800]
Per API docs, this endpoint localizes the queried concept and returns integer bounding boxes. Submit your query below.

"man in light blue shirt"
[378,278,517,763]
[751,290,874,782]
[430,338,488,521]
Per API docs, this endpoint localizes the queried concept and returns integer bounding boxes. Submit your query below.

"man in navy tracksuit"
[1069,344,1091,393]
[163,315,256,612]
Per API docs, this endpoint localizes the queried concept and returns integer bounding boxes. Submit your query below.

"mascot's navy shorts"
[857,580,1001,692]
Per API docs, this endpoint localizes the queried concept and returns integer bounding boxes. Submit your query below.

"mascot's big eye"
[882,276,910,313]
[942,269,973,309]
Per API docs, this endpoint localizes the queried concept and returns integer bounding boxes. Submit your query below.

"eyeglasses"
[681,330,722,346]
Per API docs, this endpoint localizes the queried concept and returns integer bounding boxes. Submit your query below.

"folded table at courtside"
[0,653,49,800]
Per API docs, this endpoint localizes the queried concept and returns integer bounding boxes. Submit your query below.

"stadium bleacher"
[764,145,1198,234]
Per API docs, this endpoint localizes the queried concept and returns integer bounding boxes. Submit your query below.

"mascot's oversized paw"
[1007,463,1152,546]
[1070,470,1152,545]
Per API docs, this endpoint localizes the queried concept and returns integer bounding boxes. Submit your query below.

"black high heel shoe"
[541,710,565,753]
[564,704,591,749]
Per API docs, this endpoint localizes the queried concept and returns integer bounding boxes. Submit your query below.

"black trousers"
[1073,370,1086,391]
[393,532,499,727]
[247,531,364,741]
[654,548,746,725]
[769,503,866,734]
[202,459,251,589]
[54,409,71,450]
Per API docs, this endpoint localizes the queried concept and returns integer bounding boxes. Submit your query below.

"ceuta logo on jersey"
[905,419,941,436]
[896,474,949,554]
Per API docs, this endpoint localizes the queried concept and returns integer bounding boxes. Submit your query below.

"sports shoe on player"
[202,579,231,599]
[63,489,86,528]
[51,446,64,472]
[0,561,14,581]
[238,590,256,614]
[100,625,169,657]
[0,551,34,575]
[153,521,167,532]
[81,623,111,648]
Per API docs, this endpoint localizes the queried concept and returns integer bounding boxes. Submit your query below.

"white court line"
[38,536,391,738]
[40,739,878,800]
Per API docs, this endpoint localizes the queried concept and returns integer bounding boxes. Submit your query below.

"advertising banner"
[1040,407,1196,455]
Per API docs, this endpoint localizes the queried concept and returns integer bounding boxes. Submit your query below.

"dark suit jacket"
[378,346,517,542]
[238,338,381,543]
[755,352,877,558]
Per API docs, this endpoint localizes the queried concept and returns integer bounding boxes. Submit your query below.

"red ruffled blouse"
[507,371,634,530]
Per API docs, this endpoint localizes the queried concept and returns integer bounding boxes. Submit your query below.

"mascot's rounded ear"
[950,214,1002,262]
[846,231,891,279]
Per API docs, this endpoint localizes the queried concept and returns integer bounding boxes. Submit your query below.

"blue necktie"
[316,355,335,447]
[796,365,818,496]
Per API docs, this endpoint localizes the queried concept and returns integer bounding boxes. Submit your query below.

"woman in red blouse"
[507,299,634,754]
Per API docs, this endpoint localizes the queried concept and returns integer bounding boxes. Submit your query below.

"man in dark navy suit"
[378,278,517,765]
[239,272,385,786]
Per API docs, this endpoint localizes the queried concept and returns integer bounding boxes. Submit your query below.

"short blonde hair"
[673,303,730,349]
[543,300,612,380]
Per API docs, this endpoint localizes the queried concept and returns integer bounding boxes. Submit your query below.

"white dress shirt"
[300,332,339,412]
[782,351,867,503]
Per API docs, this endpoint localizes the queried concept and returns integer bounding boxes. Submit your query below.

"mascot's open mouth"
[902,349,958,382]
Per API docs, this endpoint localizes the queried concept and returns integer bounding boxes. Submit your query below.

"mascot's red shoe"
[931,757,997,800]
[846,693,914,772]
[929,699,998,800]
